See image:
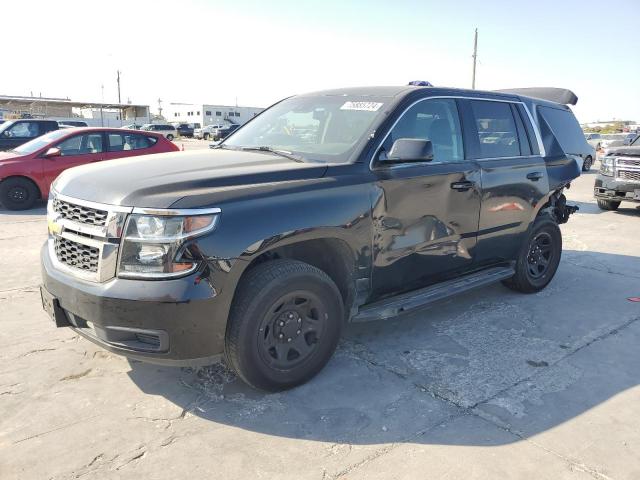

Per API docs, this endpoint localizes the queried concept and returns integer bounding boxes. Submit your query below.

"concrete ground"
[1,168,639,479]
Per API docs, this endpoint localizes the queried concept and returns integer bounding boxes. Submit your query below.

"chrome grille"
[53,198,108,226]
[617,170,640,183]
[617,158,640,168]
[54,237,99,273]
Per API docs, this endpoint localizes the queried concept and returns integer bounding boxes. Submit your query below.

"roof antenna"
[472,28,478,89]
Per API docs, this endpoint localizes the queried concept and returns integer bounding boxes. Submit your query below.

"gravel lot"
[1,168,639,479]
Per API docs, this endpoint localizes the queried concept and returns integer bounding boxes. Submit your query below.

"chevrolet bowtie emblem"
[47,215,63,235]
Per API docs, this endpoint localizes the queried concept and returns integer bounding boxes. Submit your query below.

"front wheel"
[225,260,344,391]
[503,216,562,293]
[582,155,593,171]
[166,134,174,141]
[0,177,39,210]
[597,199,620,211]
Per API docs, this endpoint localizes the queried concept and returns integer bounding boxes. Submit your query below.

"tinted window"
[5,121,40,138]
[56,133,104,156]
[380,98,464,163]
[539,106,589,155]
[470,100,520,158]
[107,133,155,151]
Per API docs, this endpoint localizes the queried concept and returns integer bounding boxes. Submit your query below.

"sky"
[3,0,639,123]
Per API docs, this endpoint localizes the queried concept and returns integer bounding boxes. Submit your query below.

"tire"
[582,155,593,171]
[597,199,620,211]
[166,134,174,141]
[204,133,210,141]
[0,177,39,210]
[503,216,562,293]
[225,259,344,391]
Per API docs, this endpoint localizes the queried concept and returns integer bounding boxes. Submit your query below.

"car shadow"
[126,249,640,446]
[0,200,46,215]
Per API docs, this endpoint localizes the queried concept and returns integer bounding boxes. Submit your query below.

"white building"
[164,103,263,127]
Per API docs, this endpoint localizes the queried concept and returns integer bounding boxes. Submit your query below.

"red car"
[0,128,179,210]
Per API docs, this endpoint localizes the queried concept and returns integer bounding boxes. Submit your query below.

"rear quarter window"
[538,106,589,155]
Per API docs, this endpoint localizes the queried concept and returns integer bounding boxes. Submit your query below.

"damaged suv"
[40,85,583,391]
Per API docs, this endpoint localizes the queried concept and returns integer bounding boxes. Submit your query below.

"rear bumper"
[40,242,228,366]
[594,175,640,203]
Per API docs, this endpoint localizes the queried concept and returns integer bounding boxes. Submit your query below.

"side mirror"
[44,147,61,158]
[386,138,433,162]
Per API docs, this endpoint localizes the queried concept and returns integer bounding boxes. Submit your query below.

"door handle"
[450,181,475,192]
[526,171,544,181]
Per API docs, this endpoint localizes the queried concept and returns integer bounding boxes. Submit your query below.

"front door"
[370,98,481,298]
[43,132,106,186]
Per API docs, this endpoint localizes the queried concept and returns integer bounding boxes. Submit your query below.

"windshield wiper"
[239,146,304,163]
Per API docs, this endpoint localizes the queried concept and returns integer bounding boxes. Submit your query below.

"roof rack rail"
[494,87,578,106]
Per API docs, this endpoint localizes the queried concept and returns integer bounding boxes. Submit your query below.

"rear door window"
[108,133,155,151]
[469,101,520,158]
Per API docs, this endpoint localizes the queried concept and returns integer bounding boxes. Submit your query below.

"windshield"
[224,95,388,163]
[12,129,69,155]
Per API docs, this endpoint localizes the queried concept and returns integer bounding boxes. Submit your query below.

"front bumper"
[40,243,228,366]
[594,175,640,203]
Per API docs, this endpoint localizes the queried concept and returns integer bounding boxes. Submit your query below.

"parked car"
[194,123,225,140]
[212,123,240,141]
[140,123,177,140]
[59,121,89,128]
[174,123,194,138]
[594,135,640,210]
[585,133,602,150]
[0,128,178,210]
[0,119,59,151]
[121,124,142,130]
[40,85,583,391]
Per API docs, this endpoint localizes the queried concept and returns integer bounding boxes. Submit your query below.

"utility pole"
[116,70,122,104]
[471,28,478,90]
[157,98,163,119]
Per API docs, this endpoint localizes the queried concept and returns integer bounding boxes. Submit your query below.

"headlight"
[117,212,219,279]
[600,156,615,176]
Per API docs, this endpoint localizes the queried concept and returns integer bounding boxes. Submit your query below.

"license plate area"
[40,286,71,327]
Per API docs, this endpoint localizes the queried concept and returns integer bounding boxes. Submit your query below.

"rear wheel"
[597,199,620,211]
[503,216,562,293]
[166,134,174,141]
[0,177,39,210]
[204,133,210,140]
[582,155,593,171]
[225,260,343,391]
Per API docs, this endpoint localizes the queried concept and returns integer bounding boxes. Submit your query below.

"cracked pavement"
[1,171,640,479]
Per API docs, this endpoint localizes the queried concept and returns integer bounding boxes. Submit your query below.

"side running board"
[352,266,515,323]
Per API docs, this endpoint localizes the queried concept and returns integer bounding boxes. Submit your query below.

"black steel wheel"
[503,215,562,293]
[526,232,554,279]
[225,259,343,391]
[0,177,39,211]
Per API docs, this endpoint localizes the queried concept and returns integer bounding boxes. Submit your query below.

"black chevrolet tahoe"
[594,135,640,210]
[40,85,584,391]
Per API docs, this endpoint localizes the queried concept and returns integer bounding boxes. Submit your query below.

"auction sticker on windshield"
[340,101,383,112]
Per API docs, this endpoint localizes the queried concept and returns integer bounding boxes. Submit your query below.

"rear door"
[370,97,482,297]
[461,98,549,264]
[43,132,106,185]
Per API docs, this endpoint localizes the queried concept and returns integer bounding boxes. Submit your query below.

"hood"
[0,150,25,166]
[53,149,328,208]
[607,145,640,158]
